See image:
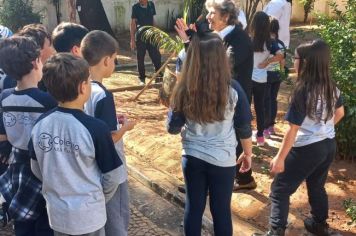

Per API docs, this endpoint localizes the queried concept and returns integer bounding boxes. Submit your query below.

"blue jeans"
[270,138,336,228]
[182,155,236,236]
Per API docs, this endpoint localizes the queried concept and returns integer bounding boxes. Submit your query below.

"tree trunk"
[76,0,116,39]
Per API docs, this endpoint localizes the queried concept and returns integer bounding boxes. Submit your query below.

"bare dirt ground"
[104,27,356,235]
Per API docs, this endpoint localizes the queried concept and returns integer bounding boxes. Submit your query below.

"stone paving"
[0,205,172,236]
[128,207,172,236]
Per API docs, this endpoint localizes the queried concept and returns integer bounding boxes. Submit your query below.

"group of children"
[169,0,345,236]
[0,1,346,235]
[0,22,134,236]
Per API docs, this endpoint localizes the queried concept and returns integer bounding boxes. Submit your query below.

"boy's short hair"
[43,53,89,103]
[52,22,89,52]
[0,36,40,81]
[81,30,119,66]
[17,24,51,49]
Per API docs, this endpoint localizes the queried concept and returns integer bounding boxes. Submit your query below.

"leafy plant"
[0,0,41,32]
[343,199,356,223]
[299,0,316,23]
[317,0,356,160]
[139,26,184,54]
[183,0,205,24]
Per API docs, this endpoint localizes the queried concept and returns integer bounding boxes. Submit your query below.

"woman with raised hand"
[175,0,256,191]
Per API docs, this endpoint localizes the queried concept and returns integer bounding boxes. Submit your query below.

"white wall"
[33,0,183,32]
[237,0,347,23]
[102,0,183,32]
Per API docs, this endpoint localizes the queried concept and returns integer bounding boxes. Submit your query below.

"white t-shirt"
[264,0,291,48]
[237,10,247,30]
[252,45,270,83]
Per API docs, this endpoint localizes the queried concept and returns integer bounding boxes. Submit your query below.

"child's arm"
[111,116,136,143]
[101,168,121,202]
[334,106,344,125]
[231,80,253,172]
[95,125,122,202]
[29,139,43,181]
[166,109,186,134]
[334,95,345,125]
[270,123,299,174]
[237,137,253,173]
[258,53,284,69]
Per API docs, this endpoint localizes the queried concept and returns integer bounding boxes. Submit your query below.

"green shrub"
[343,199,356,223]
[0,0,41,32]
[317,0,356,160]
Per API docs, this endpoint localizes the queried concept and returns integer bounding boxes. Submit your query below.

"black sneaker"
[252,227,285,236]
[177,184,186,194]
[233,180,257,191]
[304,217,331,236]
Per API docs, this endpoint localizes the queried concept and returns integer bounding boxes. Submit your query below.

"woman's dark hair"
[171,32,232,124]
[205,0,238,26]
[0,36,40,81]
[291,39,337,122]
[270,18,279,39]
[250,11,271,52]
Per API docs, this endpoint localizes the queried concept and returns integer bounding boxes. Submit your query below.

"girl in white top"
[250,11,283,146]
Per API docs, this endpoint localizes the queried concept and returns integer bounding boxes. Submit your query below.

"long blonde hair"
[171,33,231,124]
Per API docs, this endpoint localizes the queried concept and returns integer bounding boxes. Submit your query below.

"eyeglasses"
[292,56,300,61]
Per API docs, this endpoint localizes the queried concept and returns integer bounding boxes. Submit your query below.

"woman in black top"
[175,0,256,191]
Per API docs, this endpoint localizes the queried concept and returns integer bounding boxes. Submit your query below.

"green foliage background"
[0,0,41,32]
[317,0,356,159]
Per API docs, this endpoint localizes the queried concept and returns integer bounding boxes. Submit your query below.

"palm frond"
[139,26,184,54]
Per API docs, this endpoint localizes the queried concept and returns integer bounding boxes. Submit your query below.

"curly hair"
[0,36,40,81]
[17,24,51,49]
[205,0,238,26]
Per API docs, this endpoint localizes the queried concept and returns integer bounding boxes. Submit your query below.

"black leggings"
[252,81,266,137]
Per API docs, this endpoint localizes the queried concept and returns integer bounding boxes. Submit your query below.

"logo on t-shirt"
[39,133,53,152]
[38,133,80,153]
[3,112,38,127]
[3,112,16,127]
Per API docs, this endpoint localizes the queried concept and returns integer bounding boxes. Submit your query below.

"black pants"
[269,138,336,228]
[136,38,161,83]
[252,81,266,137]
[182,155,235,236]
[14,206,53,236]
[235,141,254,184]
[265,80,281,128]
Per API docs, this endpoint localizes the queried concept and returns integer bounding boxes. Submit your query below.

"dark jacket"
[224,25,253,103]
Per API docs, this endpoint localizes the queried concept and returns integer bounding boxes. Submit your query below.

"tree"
[299,0,316,23]
[0,0,41,32]
[183,0,205,24]
[243,0,264,28]
[76,0,115,38]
